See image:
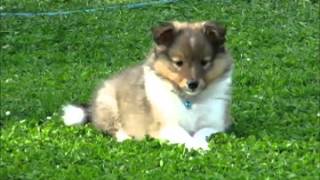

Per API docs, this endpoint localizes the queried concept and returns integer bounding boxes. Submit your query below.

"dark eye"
[175,61,183,67]
[201,60,209,67]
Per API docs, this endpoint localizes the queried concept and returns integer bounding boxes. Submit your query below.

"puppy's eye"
[174,61,184,67]
[201,60,210,67]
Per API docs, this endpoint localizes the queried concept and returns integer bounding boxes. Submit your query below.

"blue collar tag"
[183,100,192,109]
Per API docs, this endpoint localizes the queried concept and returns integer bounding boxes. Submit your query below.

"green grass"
[1,0,319,179]
[1,0,143,12]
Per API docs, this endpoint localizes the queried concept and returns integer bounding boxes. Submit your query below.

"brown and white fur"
[62,21,233,150]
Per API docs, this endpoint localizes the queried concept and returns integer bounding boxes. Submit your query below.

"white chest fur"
[144,66,232,134]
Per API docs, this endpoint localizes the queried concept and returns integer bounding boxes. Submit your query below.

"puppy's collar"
[170,89,193,110]
[182,99,192,109]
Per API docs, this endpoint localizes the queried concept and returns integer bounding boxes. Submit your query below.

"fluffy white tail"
[62,105,87,126]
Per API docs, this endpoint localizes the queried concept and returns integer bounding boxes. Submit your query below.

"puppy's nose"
[187,80,199,91]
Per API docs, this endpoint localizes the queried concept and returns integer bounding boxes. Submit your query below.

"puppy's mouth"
[169,79,206,97]
[171,84,202,97]
[183,89,202,96]
[181,85,206,97]
[182,79,206,97]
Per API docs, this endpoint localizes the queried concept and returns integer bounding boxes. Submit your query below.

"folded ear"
[152,22,176,47]
[203,21,227,47]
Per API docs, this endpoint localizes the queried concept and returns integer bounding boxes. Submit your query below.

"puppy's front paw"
[185,139,209,151]
[193,128,220,142]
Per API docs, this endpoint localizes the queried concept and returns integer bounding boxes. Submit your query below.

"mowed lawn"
[1,0,319,179]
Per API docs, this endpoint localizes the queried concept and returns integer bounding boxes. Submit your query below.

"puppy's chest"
[143,66,229,133]
[164,96,227,133]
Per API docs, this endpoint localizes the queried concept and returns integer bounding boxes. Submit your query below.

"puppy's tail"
[62,104,91,126]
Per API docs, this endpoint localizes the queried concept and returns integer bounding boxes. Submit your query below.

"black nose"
[187,80,199,90]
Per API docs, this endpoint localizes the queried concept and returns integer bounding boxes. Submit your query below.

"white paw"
[193,128,220,141]
[185,139,209,151]
[115,129,131,142]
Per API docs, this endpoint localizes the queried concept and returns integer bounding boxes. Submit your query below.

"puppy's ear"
[152,22,176,47]
[203,21,226,47]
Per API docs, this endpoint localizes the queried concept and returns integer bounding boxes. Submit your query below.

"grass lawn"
[1,0,319,179]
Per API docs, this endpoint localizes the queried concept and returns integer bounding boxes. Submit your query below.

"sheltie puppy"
[62,21,233,150]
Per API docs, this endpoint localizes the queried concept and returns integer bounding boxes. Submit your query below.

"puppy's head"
[151,21,231,96]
